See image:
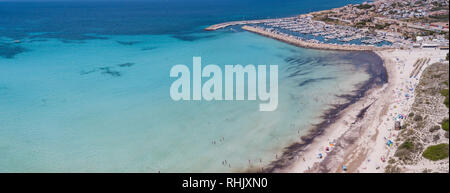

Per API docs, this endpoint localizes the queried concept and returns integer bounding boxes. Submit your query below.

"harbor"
[241,25,388,51]
[206,15,396,51]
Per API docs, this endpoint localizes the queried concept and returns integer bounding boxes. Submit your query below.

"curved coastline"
[244,51,388,173]
[204,9,393,173]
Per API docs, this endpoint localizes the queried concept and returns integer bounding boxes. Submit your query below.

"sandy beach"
[205,15,449,173]
[234,18,449,172]
[271,48,448,173]
[204,4,448,172]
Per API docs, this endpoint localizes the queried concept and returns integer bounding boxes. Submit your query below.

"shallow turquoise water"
[0,0,378,172]
[0,30,373,172]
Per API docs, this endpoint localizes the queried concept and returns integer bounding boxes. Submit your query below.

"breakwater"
[241,25,389,51]
[204,18,292,31]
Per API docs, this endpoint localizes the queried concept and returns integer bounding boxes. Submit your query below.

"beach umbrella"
[387,140,393,147]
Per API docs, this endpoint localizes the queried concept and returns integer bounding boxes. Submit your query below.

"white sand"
[279,48,449,173]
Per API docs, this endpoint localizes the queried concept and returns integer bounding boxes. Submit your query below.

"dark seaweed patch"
[287,69,311,77]
[285,57,317,69]
[285,57,312,64]
[298,77,336,87]
[284,56,318,77]
[29,33,108,41]
[172,34,216,41]
[0,43,28,59]
[81,64,133,77]
[116,41,140,45]
[355,102,374,121]
[80,69,97,75]
[259,51,387,173]
[118,62,134,67]
[99,67,121,77]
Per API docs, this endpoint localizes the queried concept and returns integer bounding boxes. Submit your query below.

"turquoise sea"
[0,0,382,172]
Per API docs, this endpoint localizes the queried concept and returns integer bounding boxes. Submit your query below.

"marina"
[241,25,388,51]
[255,15,392,47]
[206,15,395,50]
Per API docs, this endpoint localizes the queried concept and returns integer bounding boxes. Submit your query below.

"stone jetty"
[241,25,389,51]
[204,18,291,31]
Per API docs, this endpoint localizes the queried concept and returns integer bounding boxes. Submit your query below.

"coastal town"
[206,0,449,173]
[206,0,449,51]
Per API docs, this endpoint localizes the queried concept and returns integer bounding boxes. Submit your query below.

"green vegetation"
[355,21,367,28]
[399,141,415,150]
[429,125,441,132]
[385,164,401,173]
[393,62,449,166]
[374,23,390,30]
[433,134,440,142]
[414,114,423,122]
[356,4,373,9]
[441,89,449,108]
[442,119,449,132]
[414,0,424,6]
[430,1,449,10]
[312,15,341,25]
[418,30,436,36]
[422,143,449,161]
[318,16,337,23]
[428,14,450,22]
[395,140,418,161]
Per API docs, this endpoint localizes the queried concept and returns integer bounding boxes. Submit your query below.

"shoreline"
[266,48,448,173]
[251,51,388,173]
[203,1,450,173]
[284,50,393,173]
